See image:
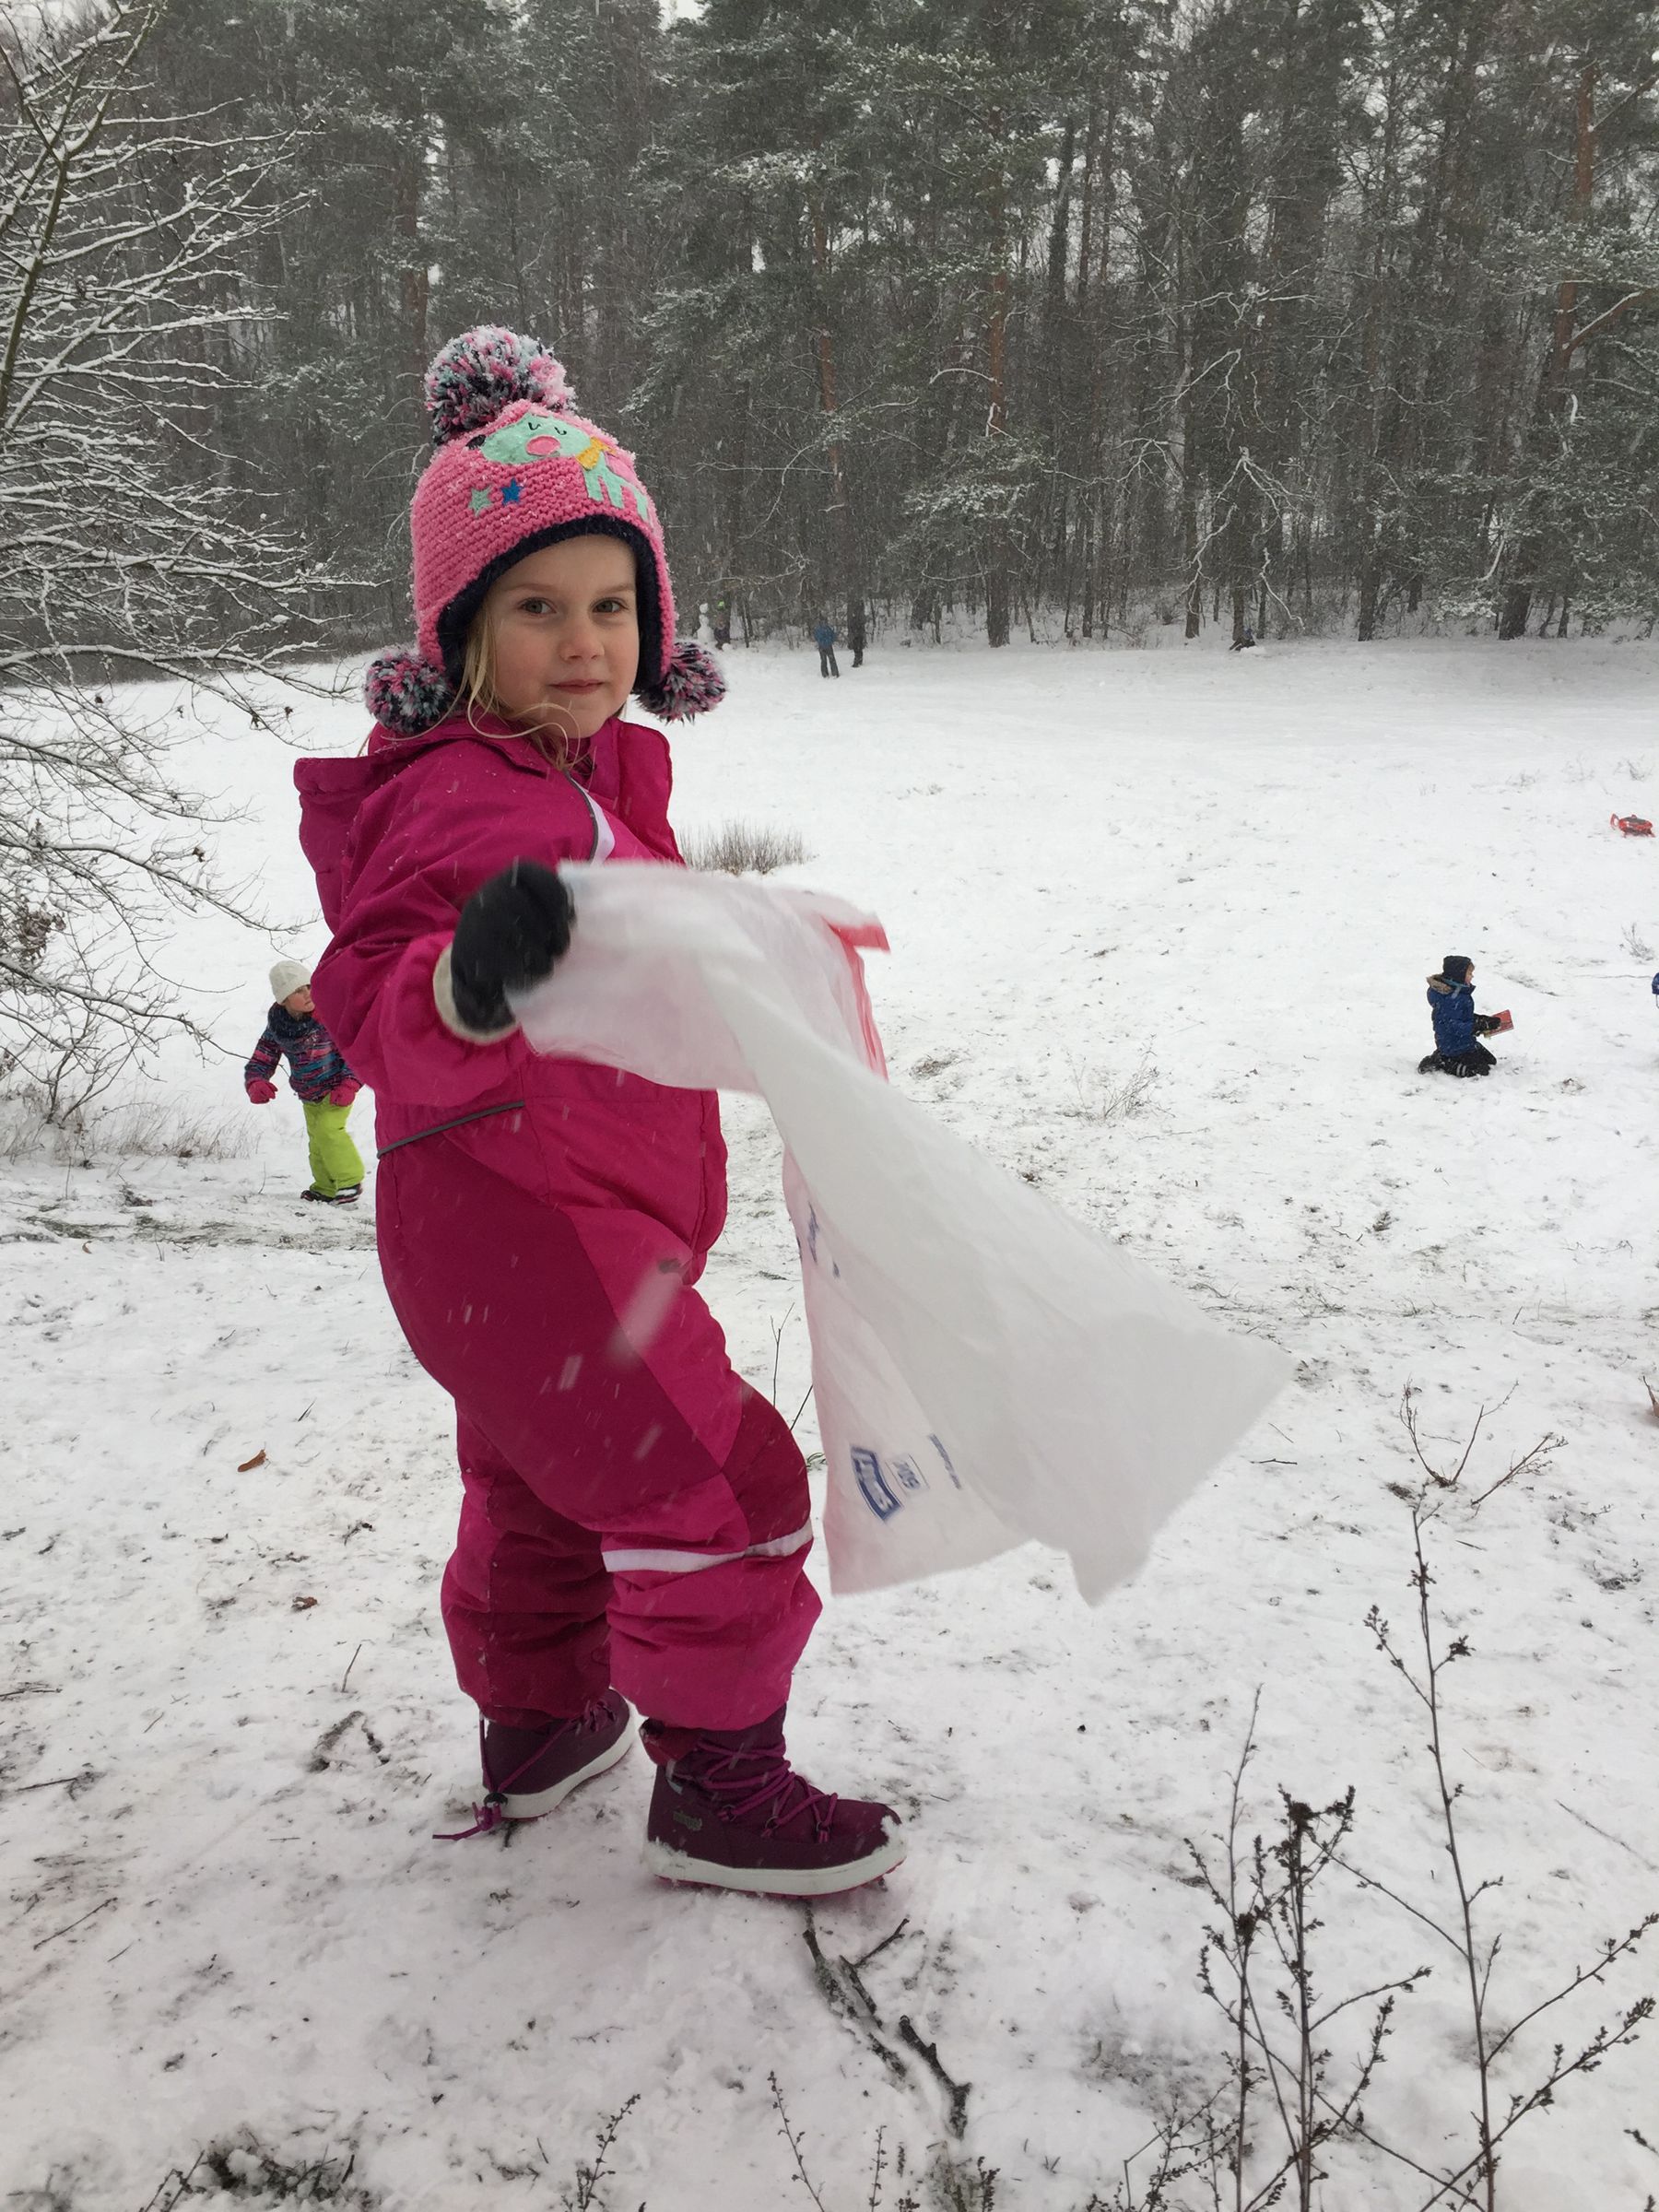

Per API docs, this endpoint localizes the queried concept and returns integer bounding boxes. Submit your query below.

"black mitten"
[450,859,573,1033]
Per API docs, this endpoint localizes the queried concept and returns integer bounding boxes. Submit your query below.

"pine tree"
[1493,1,1659,636]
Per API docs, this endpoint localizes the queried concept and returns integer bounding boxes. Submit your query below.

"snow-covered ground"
[3,637,1657,2210]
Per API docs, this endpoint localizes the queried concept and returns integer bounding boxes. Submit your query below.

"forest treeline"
[35,0,1659,646]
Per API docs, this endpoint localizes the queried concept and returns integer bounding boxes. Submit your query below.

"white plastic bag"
[512,864,1289,1602]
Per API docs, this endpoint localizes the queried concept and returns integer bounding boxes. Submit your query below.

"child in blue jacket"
[1419,956,1502,1079]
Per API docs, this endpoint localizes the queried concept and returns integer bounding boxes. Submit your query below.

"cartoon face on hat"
[364,325,724,738]
[470,412,656,524]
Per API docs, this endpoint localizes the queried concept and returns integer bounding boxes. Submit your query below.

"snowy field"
[3,636,1658,2210]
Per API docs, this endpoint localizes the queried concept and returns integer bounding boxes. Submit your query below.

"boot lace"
[688,1743,840,1844]
[434,1700,614,1842]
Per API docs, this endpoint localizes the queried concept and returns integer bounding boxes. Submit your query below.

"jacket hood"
[295,713,555,933]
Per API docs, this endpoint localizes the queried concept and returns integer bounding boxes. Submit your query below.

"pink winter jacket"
[295,712,726,1256]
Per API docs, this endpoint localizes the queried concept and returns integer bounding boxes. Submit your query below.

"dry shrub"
[1063,1049,1159,1124]
[0,1087,253,1162]
[681,819,810,875]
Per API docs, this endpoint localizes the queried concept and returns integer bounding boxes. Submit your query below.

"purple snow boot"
[641,1706,904,1897]
[436,1690,632,1840]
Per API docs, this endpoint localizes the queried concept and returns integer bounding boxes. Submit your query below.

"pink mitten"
[329,1081,361,1107]
[246,1079,278,1104]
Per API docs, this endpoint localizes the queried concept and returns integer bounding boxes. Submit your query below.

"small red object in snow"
[1491,1008,1514,1032]
[1611,813,1653,836]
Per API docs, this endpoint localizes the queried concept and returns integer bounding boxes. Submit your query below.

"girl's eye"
[595,597,630,615]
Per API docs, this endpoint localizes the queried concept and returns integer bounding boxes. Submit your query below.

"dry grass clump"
[681,818,810,875]
[0,1089,253,1162]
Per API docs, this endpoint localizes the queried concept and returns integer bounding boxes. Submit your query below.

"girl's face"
[480,535,641,744]
[283,986,313,1016]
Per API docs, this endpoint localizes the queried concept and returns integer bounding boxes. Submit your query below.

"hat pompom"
[635,641,727,724]
[365,646,457,737]
[424,325,575,447]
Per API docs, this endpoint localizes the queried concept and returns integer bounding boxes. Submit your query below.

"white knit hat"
[269,959,312,1002]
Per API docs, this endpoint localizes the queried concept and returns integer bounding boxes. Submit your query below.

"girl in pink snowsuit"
[299,328,900,1897]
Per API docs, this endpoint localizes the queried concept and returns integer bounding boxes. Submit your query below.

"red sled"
[1611,813,1653,836]
[1490,1008,1514,1033]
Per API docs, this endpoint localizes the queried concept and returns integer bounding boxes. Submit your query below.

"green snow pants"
[301,1100,365,1197]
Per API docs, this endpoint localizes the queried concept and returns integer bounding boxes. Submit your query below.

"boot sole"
[641,1831,907,1898]
[500,1724,632,1819]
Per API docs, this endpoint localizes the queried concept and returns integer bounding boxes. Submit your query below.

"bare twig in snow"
[771,2072,831,2212]
[896,2015,971,2139]
[31,1894,115,1948]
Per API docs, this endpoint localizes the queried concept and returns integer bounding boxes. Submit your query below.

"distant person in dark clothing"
[712,599,732,649]
[1230,626,1256,652]
[813,618,840,677]
[848,603,866,668]
[1419,955,1503,1078]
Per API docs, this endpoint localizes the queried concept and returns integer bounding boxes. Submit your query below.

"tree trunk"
[394,146,429,424]
[1357,521,1381,641]
[1183,477,1201,637]
[985,570,1011,649]
[1500,64,1596,639]
[985,102,1011,649]
[808,186,865,663]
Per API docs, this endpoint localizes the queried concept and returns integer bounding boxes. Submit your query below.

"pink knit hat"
[364,326,724,736]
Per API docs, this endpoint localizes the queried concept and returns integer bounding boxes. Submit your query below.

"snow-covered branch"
[0,0,334,1118]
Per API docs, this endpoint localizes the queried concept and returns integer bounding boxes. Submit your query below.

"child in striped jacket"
[244,959,366,1205]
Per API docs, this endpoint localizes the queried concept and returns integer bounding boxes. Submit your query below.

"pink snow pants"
[375,1139,821,1732]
